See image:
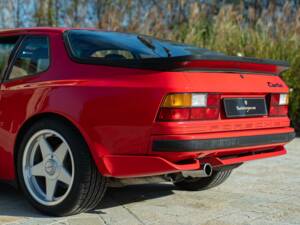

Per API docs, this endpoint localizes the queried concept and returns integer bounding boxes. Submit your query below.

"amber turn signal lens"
[162,93,192,107]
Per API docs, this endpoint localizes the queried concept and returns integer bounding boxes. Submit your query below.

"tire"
[17,118,107,216]
[174,168,233,191]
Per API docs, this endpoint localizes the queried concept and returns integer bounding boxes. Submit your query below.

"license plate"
[223,98,267,118]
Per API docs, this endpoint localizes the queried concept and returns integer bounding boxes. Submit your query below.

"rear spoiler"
[80,54,289,75]
[137,55,290,76]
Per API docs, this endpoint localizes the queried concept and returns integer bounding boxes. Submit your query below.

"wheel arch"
[14,112,107,184]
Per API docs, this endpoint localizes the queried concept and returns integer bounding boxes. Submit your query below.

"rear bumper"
[152,132,295,152]
[101,146,287,178]
[98,128,295,178]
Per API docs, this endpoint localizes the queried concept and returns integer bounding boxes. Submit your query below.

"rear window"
[64,30,221,64]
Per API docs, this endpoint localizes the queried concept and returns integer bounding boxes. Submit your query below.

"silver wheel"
[22,129,75,206]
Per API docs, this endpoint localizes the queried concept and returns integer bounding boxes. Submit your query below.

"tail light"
[269,93,289,117]
[157,93,220,121]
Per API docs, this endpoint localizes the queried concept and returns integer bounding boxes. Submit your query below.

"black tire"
[17,118,107,216]
[174,168,233,191]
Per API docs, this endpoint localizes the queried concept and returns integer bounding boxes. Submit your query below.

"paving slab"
[0,139,299,225]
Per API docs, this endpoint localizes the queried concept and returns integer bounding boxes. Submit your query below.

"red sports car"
[0,27,295,216]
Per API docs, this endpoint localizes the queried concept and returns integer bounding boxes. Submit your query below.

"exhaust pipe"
[108,163,214,187]
[181,163,213,178]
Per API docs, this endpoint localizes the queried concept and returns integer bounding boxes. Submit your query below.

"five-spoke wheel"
[22,130,74,206]
[17,118,107,216]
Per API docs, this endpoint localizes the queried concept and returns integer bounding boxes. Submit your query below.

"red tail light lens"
[207,94,220,107]
[157,93,220,121]
[190,107,220,120]
[270,94,280,106]
[269,94,289,117]
[158,108,190,121]
[269,105,288,117]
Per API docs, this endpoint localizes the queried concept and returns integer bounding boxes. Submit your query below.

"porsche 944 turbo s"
[0,28,295,216]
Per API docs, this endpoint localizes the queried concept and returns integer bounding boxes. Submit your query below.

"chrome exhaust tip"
[181,163,213,178]
[203,163,213,177]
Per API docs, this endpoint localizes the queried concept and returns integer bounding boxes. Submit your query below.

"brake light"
[269,93,289,117]
[157,93,220,121]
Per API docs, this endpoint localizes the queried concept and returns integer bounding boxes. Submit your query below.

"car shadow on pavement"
[0,182,175,217]
[0,183,45,218]
[96,183,175,211]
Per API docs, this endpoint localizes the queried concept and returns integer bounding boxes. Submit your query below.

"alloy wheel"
[22,129,75,206]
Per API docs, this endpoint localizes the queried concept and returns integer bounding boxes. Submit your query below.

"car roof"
[0,27,83,35]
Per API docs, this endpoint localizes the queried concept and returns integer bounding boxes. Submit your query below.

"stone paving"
[0,139,299,225]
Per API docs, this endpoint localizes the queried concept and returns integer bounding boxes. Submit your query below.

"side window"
[0,36,19,78]
[9,36,49,80]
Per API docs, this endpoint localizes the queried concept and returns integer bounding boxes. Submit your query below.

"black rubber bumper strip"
[152,132,296,152]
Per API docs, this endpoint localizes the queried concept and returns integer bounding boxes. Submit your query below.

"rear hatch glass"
[64,29,288,75]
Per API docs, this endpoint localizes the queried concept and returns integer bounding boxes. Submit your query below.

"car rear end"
[99,64,295,178]
[151,71,294,170]
[63,29,295,178]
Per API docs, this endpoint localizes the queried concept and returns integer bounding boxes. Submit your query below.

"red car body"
[0,27,295,184]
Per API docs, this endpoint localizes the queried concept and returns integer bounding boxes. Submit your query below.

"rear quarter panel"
[0,31,191,180]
